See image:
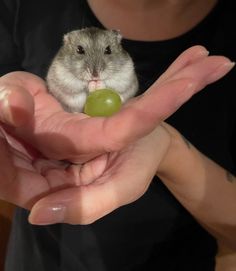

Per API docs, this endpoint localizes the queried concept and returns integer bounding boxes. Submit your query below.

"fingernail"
[196,49,209,58]
[206,61,235,84]
[0,87,13,125]
[29,204,66,225]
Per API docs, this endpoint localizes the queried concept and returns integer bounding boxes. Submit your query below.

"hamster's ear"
[63,33,71,44]
[112,30,122,43]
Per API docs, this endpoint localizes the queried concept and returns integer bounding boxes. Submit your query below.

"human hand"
[0,119,168,224]
[0,45,234,224]
[0,46,233,163]
[28,125,171,224]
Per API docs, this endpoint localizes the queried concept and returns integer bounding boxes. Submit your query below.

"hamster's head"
[59,27,132,83]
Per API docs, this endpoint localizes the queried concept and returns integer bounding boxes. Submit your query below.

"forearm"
[157,123,236,250]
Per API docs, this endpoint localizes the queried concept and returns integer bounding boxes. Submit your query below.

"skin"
[87,0,236,255]
[87,0,218,40]
[0,0,236,259]
[0,46,233,217]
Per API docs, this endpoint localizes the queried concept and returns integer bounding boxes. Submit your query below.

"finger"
[34,154,108,187]
[69,154,109,185]
[0,71,47,96]
[31,54,234,162]
[0,127,52,209]
[157,45,209,83]
[29,173,146,225]
[0,85,34,126]
[97,56,234,150]
[0,162,78,210]
[28,128,170,225]
[28,159,152,225]
[61,55,233,158]
[0,71,65,127]
[0,168,50,209]
[0,130,44,207]
[154,55,235,91]
[28,184,118,225]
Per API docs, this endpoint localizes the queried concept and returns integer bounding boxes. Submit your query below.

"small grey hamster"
[46,27,139,113]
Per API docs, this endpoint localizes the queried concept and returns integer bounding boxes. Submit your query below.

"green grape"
[84,89,122,117]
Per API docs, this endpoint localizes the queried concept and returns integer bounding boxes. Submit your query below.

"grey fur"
[46,27,139,112]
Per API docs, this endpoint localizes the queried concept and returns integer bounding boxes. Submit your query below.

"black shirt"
[1,0,236,270]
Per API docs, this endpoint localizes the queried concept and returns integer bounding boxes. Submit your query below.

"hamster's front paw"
[88,80,105,92]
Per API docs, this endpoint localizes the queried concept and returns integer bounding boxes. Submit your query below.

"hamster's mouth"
[88,79,105,92]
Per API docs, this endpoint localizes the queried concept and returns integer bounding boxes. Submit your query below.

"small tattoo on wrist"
[226,171,235,183]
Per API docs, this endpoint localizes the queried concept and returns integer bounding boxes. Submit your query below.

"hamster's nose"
[92,68,99,78]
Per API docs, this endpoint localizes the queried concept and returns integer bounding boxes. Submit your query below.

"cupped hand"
[28,125,171,225]
[0,121,170,224]
[0,45,234,224]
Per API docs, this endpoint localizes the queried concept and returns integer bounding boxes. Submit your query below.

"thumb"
[0,84,34,127]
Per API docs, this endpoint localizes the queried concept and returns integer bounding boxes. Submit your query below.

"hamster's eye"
[77,45,85,54]
[104,46,112,55]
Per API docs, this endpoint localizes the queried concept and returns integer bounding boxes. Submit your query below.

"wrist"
[156,123,205,188]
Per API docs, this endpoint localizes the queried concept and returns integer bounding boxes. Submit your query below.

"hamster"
[46,27,139,113]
